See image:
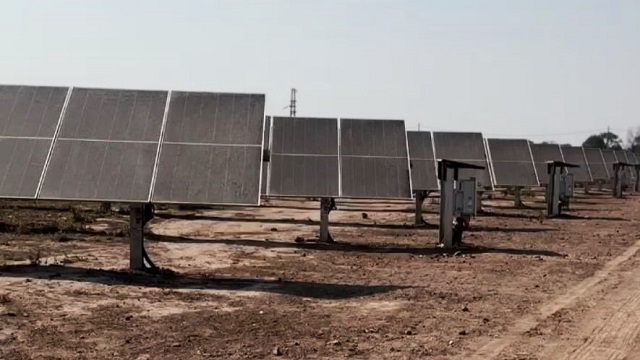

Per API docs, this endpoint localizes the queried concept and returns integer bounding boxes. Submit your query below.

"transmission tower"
[289,88,297,117]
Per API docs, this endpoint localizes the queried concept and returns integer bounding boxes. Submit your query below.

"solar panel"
[583,148,609,180]
[486,138,538,186]
[261,116,270,196]
[560,146,592,182]
[529,143,564,184]
[39,88,167,201]
[268,117,339,197]
[613,150,634,183]
[340,118,412,199]
[432,132,492,189]
[602,149,618,178]
[623,151,637,182]
[152,92,265,205]
[0,85,69,198]
[407,131,438,191]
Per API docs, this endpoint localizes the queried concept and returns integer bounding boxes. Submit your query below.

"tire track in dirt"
[468,238,640,359]
[557,265,640,359]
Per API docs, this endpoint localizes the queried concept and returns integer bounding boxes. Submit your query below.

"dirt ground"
[1,189,639,359]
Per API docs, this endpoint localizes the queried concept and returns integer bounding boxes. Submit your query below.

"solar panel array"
[406,131,438,191]
[486,138,538,186]
[432,132,492,189]
[0,84,266,205]
[601,149,618,177]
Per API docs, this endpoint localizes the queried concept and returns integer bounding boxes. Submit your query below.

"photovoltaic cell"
[152,144,261,204]
[432,132,492,189]
[0,85,68,138]
[0,138,52,197]
[529,143,564,184]
[39,88,168,201]
[340,119,411,199]
[583,148,609,180]
[486,138,538,186]
[268,117,339,197]
[0,85,69,198]
[39,140,157,201]
[57,88,167,141]
[152,92,265,205]
[407,131,438,191]
[560,146,592,182]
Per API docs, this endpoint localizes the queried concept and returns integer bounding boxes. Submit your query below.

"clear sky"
[1,0,638,145]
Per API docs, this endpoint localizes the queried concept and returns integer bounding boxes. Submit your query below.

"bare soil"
[0,190,639,359]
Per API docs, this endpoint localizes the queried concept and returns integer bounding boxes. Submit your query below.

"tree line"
[538,129,640,152]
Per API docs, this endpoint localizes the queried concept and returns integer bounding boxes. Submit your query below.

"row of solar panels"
[260,117,640,197]
[1,84,636,206]
[0,85,265,205]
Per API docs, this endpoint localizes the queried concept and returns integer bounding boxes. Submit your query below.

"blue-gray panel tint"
[339,118,411,199]
[269,154,339,197]
[583,148,609,180]
[410,159,439,191]
[560,146,591,182]
[152,144,262,205]
[269,117,339,197]
[487,138,538,186]
[0,85,68,137]
[432,132,492,189]
[341,156,411,198]
[407,131,435,160]
[272,117,338,155]
[340,119,407,157]
[407,131,438,191]
[39,140,157,201]
[59,88,167,141]
[0,138,51,198]
[261,116,270,196]
[163,92,265,145]
[530,143,564,184]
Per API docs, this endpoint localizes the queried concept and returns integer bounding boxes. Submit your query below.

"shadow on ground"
[0,264,405,300]
[146,234,565,258]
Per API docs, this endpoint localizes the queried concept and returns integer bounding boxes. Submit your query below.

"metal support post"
[546,166,560,216]
[414,190,427,226]
[439,178,454,248]
[475,191,483,213]
[319,197,335,243]
[613,164,623,198]
[129,203,156,271]
[514,186,523,208]
[129,204,145,270]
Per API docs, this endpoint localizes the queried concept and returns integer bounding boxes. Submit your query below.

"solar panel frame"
[601,149,618,178]
[407,131,439,191]
[339,118,412,199]
[583,147,609,180]
[38,87,169,202]
[267,116,340,198]
[486,138,539,187]
[150,91,265,206]
[0,85,71,199]
[432,132,493,189]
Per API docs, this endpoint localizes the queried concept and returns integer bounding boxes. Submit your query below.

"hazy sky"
[1,0,638,145]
